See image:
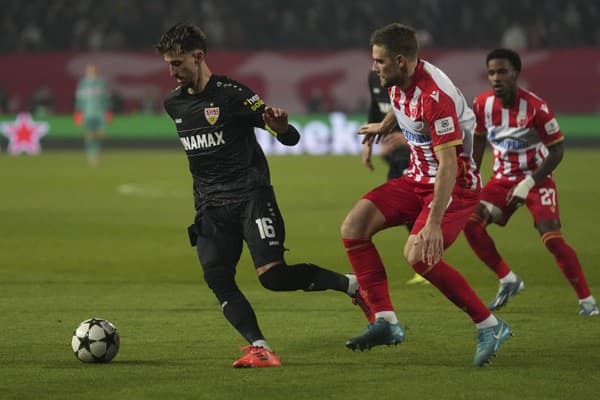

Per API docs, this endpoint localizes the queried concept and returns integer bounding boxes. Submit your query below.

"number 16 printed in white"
[255,217,275,239]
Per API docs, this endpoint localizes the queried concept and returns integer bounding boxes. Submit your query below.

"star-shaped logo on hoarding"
[0,113,49,155]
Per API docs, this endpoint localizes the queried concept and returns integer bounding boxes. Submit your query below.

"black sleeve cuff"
[276,125,300,146]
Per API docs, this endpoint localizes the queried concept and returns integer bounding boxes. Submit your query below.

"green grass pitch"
[0,149,599,399]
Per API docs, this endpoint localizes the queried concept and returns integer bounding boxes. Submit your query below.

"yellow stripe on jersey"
[433,139,462,152]
[264,124,279,138]
[546,136,564,148]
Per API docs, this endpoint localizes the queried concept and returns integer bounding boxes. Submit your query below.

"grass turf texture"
[1,149,599,399]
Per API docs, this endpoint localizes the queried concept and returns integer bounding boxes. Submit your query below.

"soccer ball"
[71,318,120,363]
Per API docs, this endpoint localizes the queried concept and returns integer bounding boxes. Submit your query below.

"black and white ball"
[71,318,120,363]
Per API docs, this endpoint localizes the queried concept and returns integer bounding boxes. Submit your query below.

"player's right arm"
[472,132,487,170]
[361,142,374,171]
[471,96,488,170]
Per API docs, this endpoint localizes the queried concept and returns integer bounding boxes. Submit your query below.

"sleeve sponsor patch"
[243,94,265,111]
[434,116,455,135]
[544,118,560,135]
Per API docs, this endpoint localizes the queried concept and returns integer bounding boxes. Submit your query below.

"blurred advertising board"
[0,49,599,115]
[1,112,598,155]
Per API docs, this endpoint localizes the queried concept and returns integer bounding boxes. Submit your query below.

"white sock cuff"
[252,340,272,352]
[475,314,498,329]
[579,295,596,304]
[499,271,517,284]
[345,274,359,295]
[375,311,399,324]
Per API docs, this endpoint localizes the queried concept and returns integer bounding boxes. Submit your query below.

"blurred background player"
[74,63,111,167]
[156,23,372,368]
[464,48,598,316]
[362,70,427,286]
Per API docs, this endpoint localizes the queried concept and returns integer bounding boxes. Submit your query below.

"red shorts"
[480,177,560,226]
[363,176,480,249]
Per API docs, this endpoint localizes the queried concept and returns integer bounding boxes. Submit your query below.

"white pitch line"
[117,182,187,198]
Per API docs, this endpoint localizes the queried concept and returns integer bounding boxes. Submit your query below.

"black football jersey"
[163,74,271,208]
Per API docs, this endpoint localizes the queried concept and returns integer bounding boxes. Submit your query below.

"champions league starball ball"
[71,318,120,363]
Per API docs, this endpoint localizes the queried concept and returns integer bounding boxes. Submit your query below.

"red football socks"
[412,260,491,323]
[543,232,591,299]
[343,238,394,312]
[464,215,511,278]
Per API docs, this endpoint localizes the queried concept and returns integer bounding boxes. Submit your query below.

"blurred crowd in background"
[1,0,598,52]
[0,0,598,116]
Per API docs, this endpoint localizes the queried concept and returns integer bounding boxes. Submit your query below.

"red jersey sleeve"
[423,91,462,152]
[534,101,563,147]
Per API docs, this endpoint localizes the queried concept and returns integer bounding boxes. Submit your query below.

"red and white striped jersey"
[473,87,564,183]
[388,60,480,190]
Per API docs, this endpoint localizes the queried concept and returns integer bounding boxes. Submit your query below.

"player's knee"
[258,263,290,291]
[541,230,565,253]
[341,201,381,239]
[405,251,421,267]
[202,264,237,300]
[340,213,359,238]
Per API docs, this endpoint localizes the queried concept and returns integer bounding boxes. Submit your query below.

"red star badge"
[1,113,49,155]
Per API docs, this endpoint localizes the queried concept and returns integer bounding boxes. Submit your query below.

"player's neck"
[187,64,212,95]
[399,60,418,90]
[499,88,518,108]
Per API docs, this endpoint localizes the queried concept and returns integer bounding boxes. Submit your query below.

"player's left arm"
[508,105,564,207]
[418,93,462,265]
[532,141,564,182]
[262,106,300,146]
[419,144,457,266]
[234,84,300,146]
[508,141,563,207]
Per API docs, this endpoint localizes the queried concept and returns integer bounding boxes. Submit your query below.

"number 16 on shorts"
[255,217,275,239]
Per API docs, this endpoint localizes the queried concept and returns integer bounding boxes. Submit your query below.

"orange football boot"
[232,345,281,368]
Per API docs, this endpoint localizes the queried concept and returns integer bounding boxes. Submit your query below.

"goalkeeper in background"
[74,63,111,167]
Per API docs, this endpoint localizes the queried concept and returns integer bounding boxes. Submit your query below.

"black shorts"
[190,187,286,271]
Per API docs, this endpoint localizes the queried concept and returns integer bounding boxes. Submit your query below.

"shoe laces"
[497,283,512,295]
[239,345,268,353]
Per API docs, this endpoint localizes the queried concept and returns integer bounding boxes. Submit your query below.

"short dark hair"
[486,48,521,72]
[155,22,207,55]
[370,23,418,60]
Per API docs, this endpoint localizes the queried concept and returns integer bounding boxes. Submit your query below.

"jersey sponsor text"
[180,131,225,150]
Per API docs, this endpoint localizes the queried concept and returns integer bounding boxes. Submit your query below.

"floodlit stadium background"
[0,0,599,151]
[1,2,599,400]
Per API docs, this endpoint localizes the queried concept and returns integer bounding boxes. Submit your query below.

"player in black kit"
[156,23,372,368]
[362,71,426,285]
[363,70,410,180]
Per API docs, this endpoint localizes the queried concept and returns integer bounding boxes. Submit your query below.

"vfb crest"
[204,107,220,125]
